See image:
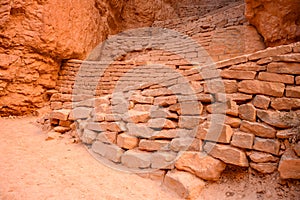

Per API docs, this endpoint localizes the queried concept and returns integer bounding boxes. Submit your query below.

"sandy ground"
[0,116,299,200]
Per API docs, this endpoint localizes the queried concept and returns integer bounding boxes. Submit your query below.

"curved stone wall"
[48,42,300,186]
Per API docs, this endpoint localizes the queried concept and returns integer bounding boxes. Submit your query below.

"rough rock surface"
[245,0,300,46]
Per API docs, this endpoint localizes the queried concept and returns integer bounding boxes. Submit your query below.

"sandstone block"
[231,131,254,149]
[151,152,176,169]
[126,110,150,123]
[138,139,170,151]
[221,70,256,80]
[224,116,241,128]
[50,102,63,110]
[240,121,276,138]
[130,94,154,104]
[117,133,139,149]
[148,118,177,129]
[151,129,192,139]
[229,62,266,71]
[248,151,279,163]
[150,108,178,119]
[204,142,249,167]
[170,138,201,152]
[104,114,121,122]
[272,53,300,62]
[92,142,124,163]
[50,109,70,121]
[204,80,238,94]
[238,104,256,122]
[253,137,280,155]
[197,122,233,144]
[250,162,277,174]
[93,113,105,122]
[238,80,285,97]
[248,47,292,61]
[96,131,117,144]
[137,170,166,182]
[215,93,253,103]
[175,151,226,181]
[285,86,300,98]
[71,107,91,119]
[276,128,298,139]
[258,72,294,84]
[127,123,154,138]
[163,170,206,200]
[278,150,300,179]
[196,94,213,103]
[81,129,97,144]
[121,150,151,169]
[267,62,300,75]
[253,95,270,110]
[169,83,197,95]
[256,110,292,128]
[142,88,173,97]
[133,104,152,112]
[153,95,177,106]
[271,97,300,110]
[178,116,205,129]
[86,122,103,132]
[180,101,203,115]
[206,101,239,116]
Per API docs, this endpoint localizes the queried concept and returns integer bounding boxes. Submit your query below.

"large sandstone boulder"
[245,0,300,46]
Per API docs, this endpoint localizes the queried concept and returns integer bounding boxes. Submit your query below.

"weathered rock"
[203,80,238,94]
[229,62,266,71]
[221,70,256,80]
[163,170,206,200]
[276,128,298,139]
[126,110,150,123]
[256,110,294,128]
[238,80,285,97]
[238,104,256,122]
[150,129,187,139]
[206,100,239,116]
[197,122,233,144]
[96,131,117,144]
[204,142,249,167]
[150,108,178,119]
[170,138,201,152]
[252,95,270,110]
[142,88,173,97]
[127,123,154,138]
[151,152,176,169]
[179,101,203,115]
[271,97,300,110]
[81,129,97,144]
[121,150,151,169]
[117,133,139,149]
[138,139,170,151]
[286,86,300,98]
[278,150,300,179]
[70,107,91,119]
[250,162,278,174]
[253,138,281,155]
[178,116,205,129]
[148,118,177,129]
[153,95,177,106]
[231,131,254,149]
[248,151,279,163]
[130,94,154,104]
[53,126,71,133]
[92,142,124,163]
[137,170,166,182]
[50,109,70,121]
[245,0,300,46]
[240,120,276,138]
[267,62,300,74]
[258,72,294,84]
[175,151,226,181]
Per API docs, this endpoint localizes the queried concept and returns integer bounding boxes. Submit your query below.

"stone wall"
[153,2,265,61]
[48,41,300,198]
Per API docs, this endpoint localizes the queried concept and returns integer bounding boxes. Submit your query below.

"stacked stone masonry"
[49,42,300,189]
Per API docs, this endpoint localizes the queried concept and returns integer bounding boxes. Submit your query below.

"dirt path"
[0,117,299,200]
[0,117,180,200]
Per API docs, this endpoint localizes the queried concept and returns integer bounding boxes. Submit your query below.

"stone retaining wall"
[48,42,300,196]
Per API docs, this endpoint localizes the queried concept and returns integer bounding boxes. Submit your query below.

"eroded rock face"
[245,0,300,46]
